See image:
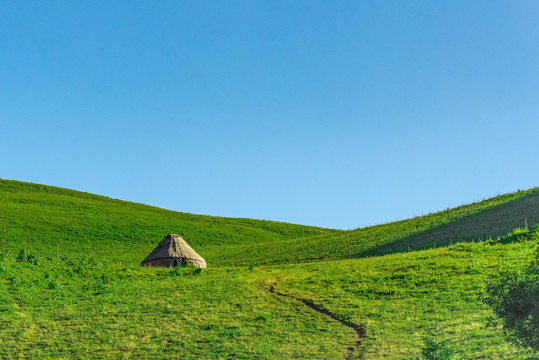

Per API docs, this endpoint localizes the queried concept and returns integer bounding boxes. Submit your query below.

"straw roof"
[141,234,207,268]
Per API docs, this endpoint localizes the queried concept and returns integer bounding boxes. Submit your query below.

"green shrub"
[485,247,538,352]
[16,248,39,265]
[409,326,455,360]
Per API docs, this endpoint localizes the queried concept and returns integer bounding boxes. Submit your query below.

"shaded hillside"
[1,178,538,266]
[363,190,539,256]
[209,188,539,265]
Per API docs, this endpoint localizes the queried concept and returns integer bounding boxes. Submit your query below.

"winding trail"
[268,281,364,360]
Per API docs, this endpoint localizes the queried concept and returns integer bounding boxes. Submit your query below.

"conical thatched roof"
[141,234,207,268]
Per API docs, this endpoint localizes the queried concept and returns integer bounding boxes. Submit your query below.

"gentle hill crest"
[0,178,337,264]
[0,178,538,266]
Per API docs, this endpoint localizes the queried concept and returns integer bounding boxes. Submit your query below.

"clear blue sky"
[1,1,538,229]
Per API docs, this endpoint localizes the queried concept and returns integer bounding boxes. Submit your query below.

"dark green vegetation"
[485,239,538,353]
[1,178,538,359]
[409,326,456,360]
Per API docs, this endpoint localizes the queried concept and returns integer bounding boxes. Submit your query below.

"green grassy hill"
[1,179,538,359]
[1,178,538,266]
[0,179,339,264]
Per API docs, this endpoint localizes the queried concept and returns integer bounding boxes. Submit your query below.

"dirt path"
[268,281,364,360]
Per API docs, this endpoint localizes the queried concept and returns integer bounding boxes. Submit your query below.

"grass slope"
[0,258,351,359]
[200,188,539,266]
[1,230,537,359]
[271,233,538,359]
[1,178,538,266]
[1,179,539,359]
[0,179,337,265]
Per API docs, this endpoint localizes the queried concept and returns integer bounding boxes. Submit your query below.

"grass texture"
[1,179,538,359]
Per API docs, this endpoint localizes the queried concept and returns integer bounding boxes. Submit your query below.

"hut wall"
[141,258,173,267]
[141,258,207,268]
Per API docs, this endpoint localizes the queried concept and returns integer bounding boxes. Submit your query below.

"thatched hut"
[141,234,207,268]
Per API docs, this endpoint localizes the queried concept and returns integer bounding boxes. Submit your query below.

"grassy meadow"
[1,179,538,359]
[271,234,538,359]
[0,257,353,359]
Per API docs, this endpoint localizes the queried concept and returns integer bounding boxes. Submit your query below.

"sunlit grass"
[1,179,539,358]
[270,234,538,359]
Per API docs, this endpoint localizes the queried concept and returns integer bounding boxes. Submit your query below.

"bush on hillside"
[485,247,538,352]
[409,326,455,360]
[16,248,39,265]
[497,224,539,244]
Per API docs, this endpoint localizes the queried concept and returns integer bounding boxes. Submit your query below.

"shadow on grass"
[358,192,539,258]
